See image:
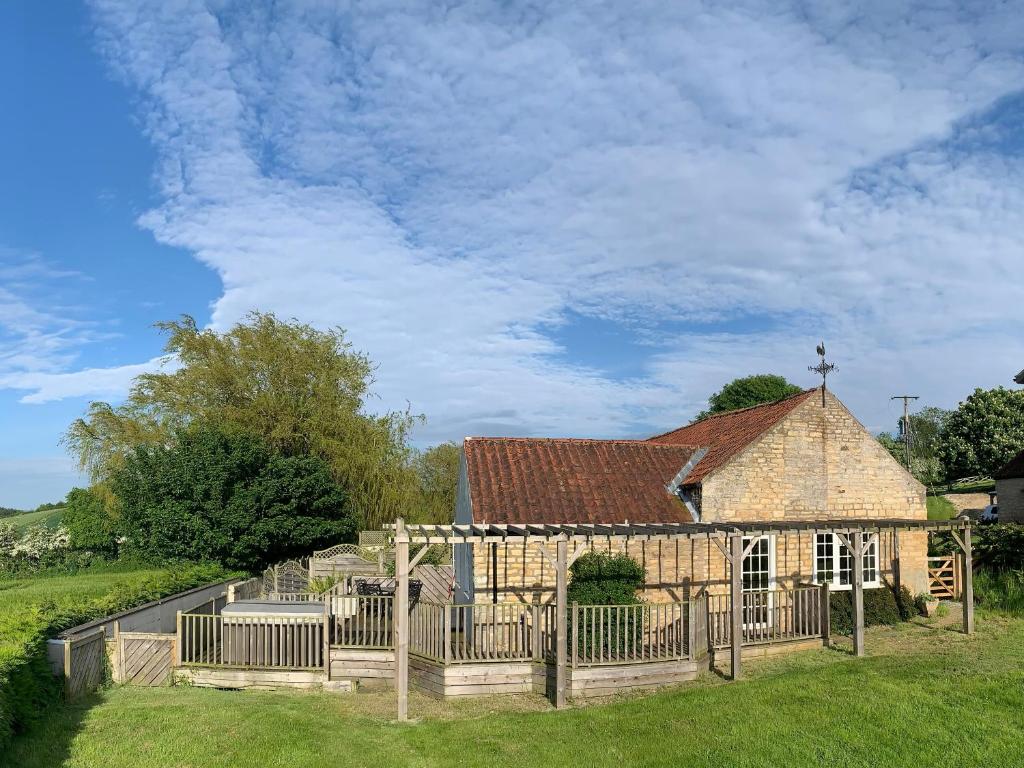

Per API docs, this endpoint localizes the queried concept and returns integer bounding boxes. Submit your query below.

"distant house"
[995,450,1024,523]
[453,388,928,604]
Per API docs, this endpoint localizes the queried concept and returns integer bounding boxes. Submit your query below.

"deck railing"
[571,602,687,666]
[707,585,826,648]
[410,602,548,663]
[330,595,394,648]
[178,613,324,669]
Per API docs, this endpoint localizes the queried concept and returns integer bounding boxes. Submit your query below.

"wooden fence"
[228,577,262,603]
[571,603,687,666]
[928,555,961,598]
[178,613,324,669]
[410,602,544,663]
[116,627,175,686]
[707,585,826,648]
[331,595,394,648]
[63,628,106,700]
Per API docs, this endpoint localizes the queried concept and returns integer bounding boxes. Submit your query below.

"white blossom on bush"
[10,524,70,561]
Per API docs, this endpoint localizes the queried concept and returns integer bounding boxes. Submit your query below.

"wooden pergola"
[392,516,975,721]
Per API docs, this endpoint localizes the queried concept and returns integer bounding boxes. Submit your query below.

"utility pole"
[890,395,919,472]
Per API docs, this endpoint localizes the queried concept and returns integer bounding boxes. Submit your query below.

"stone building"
[995,450,1024,523]
[452,387,929,604]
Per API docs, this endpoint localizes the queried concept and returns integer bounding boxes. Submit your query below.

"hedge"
[0,563,234,753]
[829,583,922,635]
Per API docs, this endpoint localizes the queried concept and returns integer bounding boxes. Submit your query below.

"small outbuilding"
[995,449,1024,522]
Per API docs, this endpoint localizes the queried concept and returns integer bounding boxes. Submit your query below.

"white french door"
[741,535,775,629]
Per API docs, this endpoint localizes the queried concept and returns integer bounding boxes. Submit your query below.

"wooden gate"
[63,628,106,700]
[116,627,175,686]
[928,555,961,598]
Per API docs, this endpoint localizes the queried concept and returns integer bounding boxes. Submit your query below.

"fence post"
[175,611,183,664]
[729,534,743,680]
[443,604,452,665]
[555,539,568,708]
[570,602,578,669]
[961,520,974,635]
[531,603,541,662]
[687,600,697,661]
[322,600,330,673]
[819,582,830,647]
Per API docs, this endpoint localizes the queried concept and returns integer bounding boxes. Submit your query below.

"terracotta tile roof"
[996,449,1024,480]
[463,438,699,525]
[647,388,818,484]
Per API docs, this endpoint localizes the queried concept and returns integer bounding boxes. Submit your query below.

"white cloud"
[0,358,164,404]
[34,0,1024,438]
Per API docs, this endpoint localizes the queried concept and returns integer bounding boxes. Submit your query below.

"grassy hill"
[2,507,65,533]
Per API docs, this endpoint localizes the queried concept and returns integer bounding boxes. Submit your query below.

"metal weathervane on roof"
[808,341,835,407]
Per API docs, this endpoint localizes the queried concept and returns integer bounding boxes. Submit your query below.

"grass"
[5,614,1024,768]
[946,478,996,494]
[2,506,65,533]
[0,562,169,622]
[973,570,1024,615]
[926,494,957,520]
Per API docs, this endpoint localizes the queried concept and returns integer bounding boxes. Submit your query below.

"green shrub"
[567,551,644,606]
[829,584,918,635]
[0,562,234,753]
[973,525,1024,571]
[62,487,117,555]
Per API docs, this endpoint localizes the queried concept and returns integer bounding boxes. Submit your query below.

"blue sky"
[2,1,1024,508]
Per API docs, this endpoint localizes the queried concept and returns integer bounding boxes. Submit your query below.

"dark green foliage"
[698,374,802,420]
[112,426,355,572]
[62,488,117,554]
[973,569,1024,615]
[972,524,1024,571]
[829,584,919,635]
[567,551,645,606]
[0,563,232,755]
[937,387,1024,481]
[0,508,24,519]
[876,407,951,486]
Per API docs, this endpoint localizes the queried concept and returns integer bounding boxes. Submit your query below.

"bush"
[973,524,1024,571]
[567,551,644,606]
[62,487,117,555]
[829,584,920,635]
[0,563,234,753]
[112,426,356,571]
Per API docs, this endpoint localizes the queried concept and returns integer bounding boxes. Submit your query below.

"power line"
[890,395,920,472]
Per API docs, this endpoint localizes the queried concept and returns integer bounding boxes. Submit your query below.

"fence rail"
[707,586,825,648]
[178,613,324,669]
[571,602,687,666]
[331,595,394,648]
[928,555,961,598]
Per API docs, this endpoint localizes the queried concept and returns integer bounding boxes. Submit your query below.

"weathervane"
[808,341,835,407]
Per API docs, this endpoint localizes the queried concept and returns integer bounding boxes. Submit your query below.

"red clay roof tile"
[463,438,699,525]
[647,388,818,484]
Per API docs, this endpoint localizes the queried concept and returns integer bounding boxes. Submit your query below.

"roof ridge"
[465,436,701,449]
[647,387,817,440]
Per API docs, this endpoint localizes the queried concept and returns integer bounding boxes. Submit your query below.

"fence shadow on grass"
[0,689,100,768]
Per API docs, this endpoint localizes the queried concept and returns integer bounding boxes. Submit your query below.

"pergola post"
[851,535,865,657]
[395,517,410,722]
[729,534,743,680]
[555,538,568,708]
[961,519,974,635]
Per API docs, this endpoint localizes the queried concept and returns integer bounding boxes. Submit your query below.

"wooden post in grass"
[729,534,743,680]
[395,517,410,721]
[820,582,831,647]
[961,519,974,635]
[851,534,865,657]
[555,538,568,708]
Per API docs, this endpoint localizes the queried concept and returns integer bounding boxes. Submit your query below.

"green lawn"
[5,614,1024,768]
[926,494,957,520]
[2,506,65,533]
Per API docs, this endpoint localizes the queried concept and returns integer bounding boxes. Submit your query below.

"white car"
[980,504,999,523]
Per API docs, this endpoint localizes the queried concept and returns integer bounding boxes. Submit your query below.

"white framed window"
[813,533,880,589]
[741,535,775,628]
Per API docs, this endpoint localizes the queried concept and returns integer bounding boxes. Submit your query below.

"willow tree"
[64,313,419,530]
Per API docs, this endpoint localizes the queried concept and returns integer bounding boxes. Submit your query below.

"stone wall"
[997,478,1024,523]
[469,528,922,603]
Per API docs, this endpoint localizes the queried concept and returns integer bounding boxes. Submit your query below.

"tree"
[111,426,354,571]
[877,406,950,486]
[62,487,118,554]
[937,387,1024,481]
[698,374,803,419]
[65,312,419,530]
[410,442,460,524]
[567,552,645,605]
